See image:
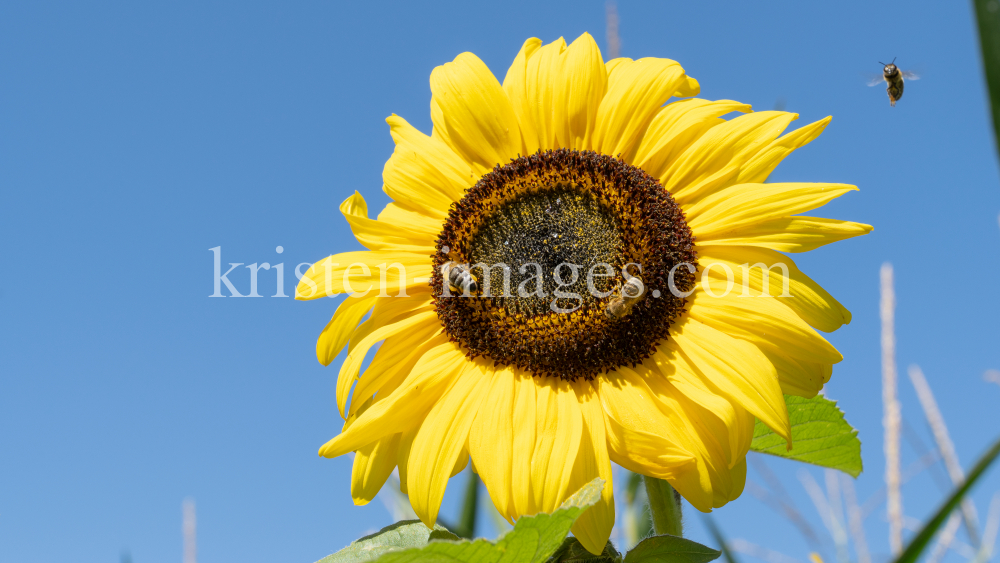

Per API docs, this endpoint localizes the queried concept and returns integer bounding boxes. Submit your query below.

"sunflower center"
[468,188,624,317]
[433,149,697,381]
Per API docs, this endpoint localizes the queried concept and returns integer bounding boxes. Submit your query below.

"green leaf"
[548,537,622,562]
[316,520,460,563]
[975,0,1000,162]
[750,394,862,477]
[623,534,721,563]
[372,478,605,563]
[894,435,1000,563]
[370,539,503,563]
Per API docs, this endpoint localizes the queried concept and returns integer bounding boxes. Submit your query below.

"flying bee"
[441,260,478,296]
[604,275,646,320]
[868,58,919,107]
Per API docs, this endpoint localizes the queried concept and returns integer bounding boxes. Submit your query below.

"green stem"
[644,476,683,537]
[454,471,479,539]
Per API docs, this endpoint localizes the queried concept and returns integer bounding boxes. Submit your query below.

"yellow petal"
[318,339,466,458]
[555,33,607,150]
[698,216,873,253]
[717,457,747,508]
[522,37,567,150]
[597,369,711,511]
[383,115,476,218]
[605,57,631,77]
[336,287,433,367]
[736,116,831,184]
[347,322,445,419]
[407,361,490,527]
[665,111,799,204]
[502,37,543,156]
[647,352,754,469]
[430,52,521,172]
[340,189,367,217]
[675,76,701,97]
[626,364,743,507]
[510,371,538,518]
[316,291,379,368]
[761,346,832,398]
[633,99,752,180]
[568,380,615,555]
[351,433,400,505]
[685,182,858,235]
[340,287,434,374]
[688,282,843,364]
[595,370,698,471]
[665,316,791,445]
[450,446,470,478]
[337,308,437,396]
[592,58,690,159]
[376,202,445,236]
[468,366,516,521]
[502,34,607,153]
[531,377,584,514]
[340,191,436,252]
[697,245,852,332]
[294,251,433,300]
[396,423,420,495]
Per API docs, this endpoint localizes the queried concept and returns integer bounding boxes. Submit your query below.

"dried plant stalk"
[971,492,1000,563]
[605,1,621,59]
[881,263,903,555]
[183,498,197,563]
[927,513,963,563]
[908,364,981,545]
[841,473,871,563]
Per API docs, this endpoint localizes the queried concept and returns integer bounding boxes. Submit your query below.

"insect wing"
[900,70,920,80]
[866,74,885,87]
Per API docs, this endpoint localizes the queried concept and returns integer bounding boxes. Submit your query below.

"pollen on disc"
[432,149,698,381]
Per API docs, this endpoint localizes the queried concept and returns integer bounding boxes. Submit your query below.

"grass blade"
[974,0,1000,163]
[894,435,1000,563]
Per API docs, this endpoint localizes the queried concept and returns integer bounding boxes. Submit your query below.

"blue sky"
[2,1,999,562]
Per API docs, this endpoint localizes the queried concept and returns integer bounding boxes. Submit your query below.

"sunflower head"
[296,32,871,555]
[433,148,697,380]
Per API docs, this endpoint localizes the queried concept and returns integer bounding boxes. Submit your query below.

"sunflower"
[297,33,871,554]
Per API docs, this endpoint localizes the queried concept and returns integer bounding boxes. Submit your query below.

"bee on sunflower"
[296,33,871,555]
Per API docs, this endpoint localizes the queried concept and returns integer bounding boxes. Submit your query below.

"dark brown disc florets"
[432,149,697,381]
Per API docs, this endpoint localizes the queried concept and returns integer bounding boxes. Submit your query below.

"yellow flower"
[296,33,871,554]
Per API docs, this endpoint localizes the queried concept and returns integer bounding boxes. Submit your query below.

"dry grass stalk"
[985,369,1000,388]
[927,513,963,563]
[183,498,197,563]
[746,479,821,547]
[880,263,903,555]
[903,516,976,559]
[971,492,1000,563]
[749,456,821,546]
[840,473,871,563]
[605,1,621,59]
[799,471,850,563]
[907,364,981,545]
[378,470,417,522]
[859,450,939,520]
[728,538,804,563]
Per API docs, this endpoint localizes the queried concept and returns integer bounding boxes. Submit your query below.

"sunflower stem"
[645,476,683,537]
[453,470,479,539]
